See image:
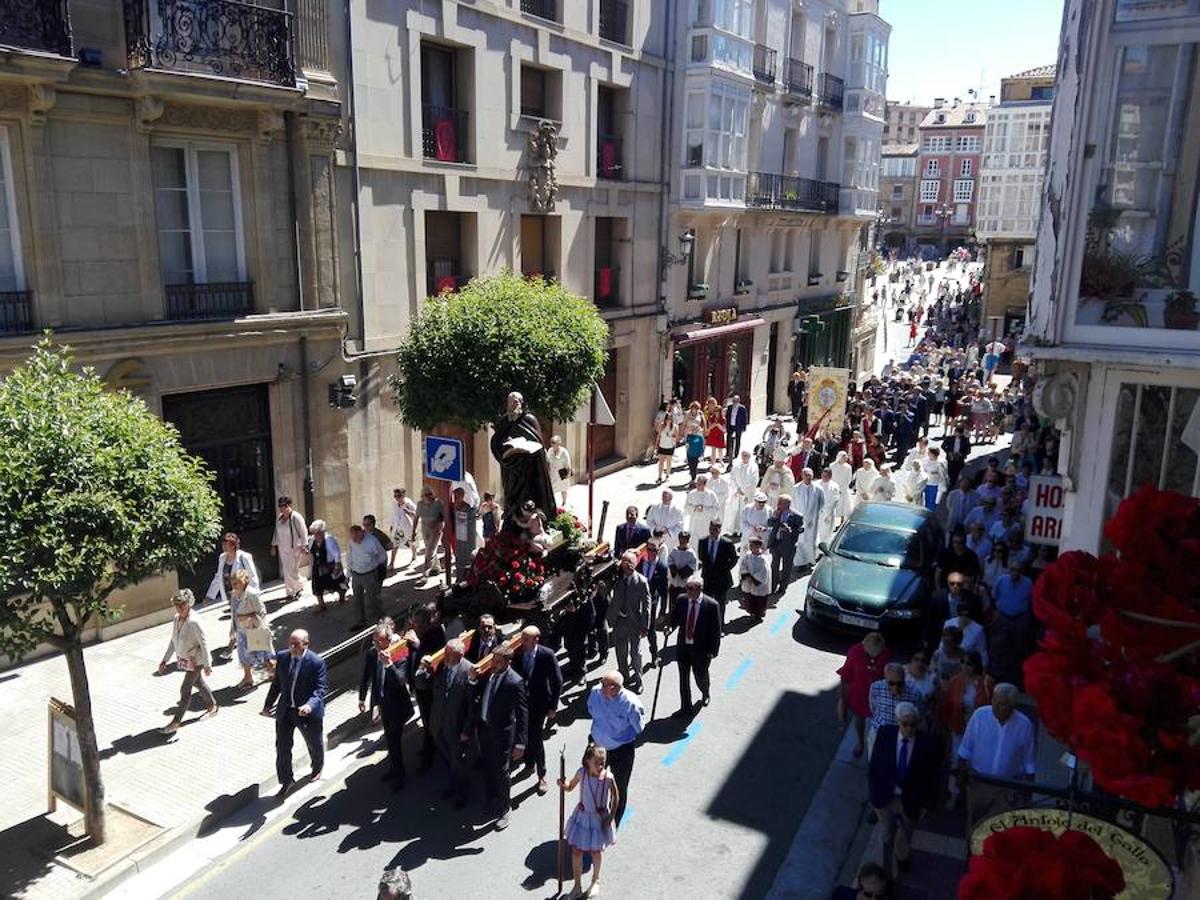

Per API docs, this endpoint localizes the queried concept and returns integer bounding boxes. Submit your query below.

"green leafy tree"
[390,272,609,432]
[0,340,222,842]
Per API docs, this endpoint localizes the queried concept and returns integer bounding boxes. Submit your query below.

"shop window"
[1107,383,1200,506]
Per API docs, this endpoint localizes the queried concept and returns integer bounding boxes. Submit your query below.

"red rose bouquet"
[467,530,546,603]
[1023,486,1200,808]
[958,826,1125,899]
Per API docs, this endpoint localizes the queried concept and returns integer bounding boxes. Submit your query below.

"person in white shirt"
[389,487,418,569]
[346,524,387,629]
[903,436,930,473]
[271,496,308,601]
[685,475,721,540]
[728,450,760,535]
[646,489,684,544]
[943,476,976,541]
[547,435,572,509]
[737,536,772,619]
[830,451,853,520]
[966,521,993,568]
[921,448,949,511]
[815,468,841,548]
[952,602,988,670]
[759,453,796,506]
[792,468,823,569]
[899,459,928,507]
[740,490,770,552]
[956,683,1035,821]
[852,458,879,509]
[706,465,730,534]
[872,465,897,502]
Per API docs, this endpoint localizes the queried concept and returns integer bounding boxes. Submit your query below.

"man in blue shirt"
[990,562,1034,684]
[587,670,645,827]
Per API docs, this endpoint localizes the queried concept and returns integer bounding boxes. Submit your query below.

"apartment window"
[0,128,24,293]
[521,0,559,22]
[960,158,973,177]
[1108,383,1200,503]
[891,184,904,199]
[421,43,469,163]
[964,112,977,124]
[426,211,471,296]
[713,0,753,37]
[521,214,559,278]
[953,179,974,202]
[594,217,621,306]
[152,143,245,287]
[890,206,903,220]
[598,0,629,44]
[807,232,822,279]
[597,85,624,179]
[704,80,750,172]
[924,159,940,177]
[685,91,705,166]
[1012,245,1027,269]
[955,135,981,153]
[923,135,949,152]
[920,179,939,202]
[521,65,560,120]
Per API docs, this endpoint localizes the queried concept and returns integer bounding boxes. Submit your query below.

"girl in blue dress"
[558,744,619,898]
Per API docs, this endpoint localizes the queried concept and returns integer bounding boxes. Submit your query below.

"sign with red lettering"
[1025,475,1065,546]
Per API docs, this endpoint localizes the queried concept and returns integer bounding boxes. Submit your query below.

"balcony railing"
[0,0,73,56]
[123,0,295,87]
[427,259,463,297]
[599,0,628,44]
[752,43,777,85]
[597,134,623,180]
[746,172,840,214]
[783,58,813,99]
[0,291,34,334]
[817,72,844,111]
[165,281,254,320]
[422,104,470,163]
[594,264,619,307]
[520,0,557,21]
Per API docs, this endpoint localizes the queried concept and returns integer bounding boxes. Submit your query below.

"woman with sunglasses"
[937,650,994,806]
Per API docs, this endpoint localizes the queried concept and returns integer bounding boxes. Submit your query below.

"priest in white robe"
[792,468,824,569]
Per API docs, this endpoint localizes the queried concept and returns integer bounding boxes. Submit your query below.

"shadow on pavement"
[520,838,570,894]
[705,686,841,900]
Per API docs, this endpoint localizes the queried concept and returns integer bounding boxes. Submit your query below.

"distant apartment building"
[883,100,931,145]
[914,99,988,256]
[977,66,1055,337]
[879,143,919,250]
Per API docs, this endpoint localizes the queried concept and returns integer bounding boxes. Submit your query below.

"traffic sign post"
[424,436,466,588]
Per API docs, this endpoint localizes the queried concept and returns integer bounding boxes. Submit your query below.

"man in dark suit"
[670,576,722,715]
[942,425,972,489]
[724,393,749,462]
[698,519,737,625]
[475,646,528,830]
[638,541,669,667]
[513,625,563,795]
[558,590,595,683]
[263,628,328,795]
[613,505,651,557]
[868,703,940,873]
[358,624,414,790]
[464,613,500,664]
[415,637,474,807]
[404,603,446,772]
[765,496,803,595]
[893,401,917,464]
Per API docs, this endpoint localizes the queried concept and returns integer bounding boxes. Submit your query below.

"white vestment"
[816,481,841,547]
[830,461,853,519]
[792,482,824,567]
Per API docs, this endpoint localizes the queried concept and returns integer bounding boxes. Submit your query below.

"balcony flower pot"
[807,275,823,287]
[688,283,709,299]
[1163,290,1199,330]
[734,279,753,296]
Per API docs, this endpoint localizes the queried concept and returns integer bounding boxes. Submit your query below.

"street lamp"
[935,203,953,255]
[661,228,696,268]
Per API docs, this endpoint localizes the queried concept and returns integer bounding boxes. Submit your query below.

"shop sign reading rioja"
[703,306,738,326]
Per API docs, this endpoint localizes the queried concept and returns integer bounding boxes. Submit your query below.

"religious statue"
[490,391,558,522]
[527,121,559,213]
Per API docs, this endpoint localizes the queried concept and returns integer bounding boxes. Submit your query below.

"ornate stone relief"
[527,120,559,213]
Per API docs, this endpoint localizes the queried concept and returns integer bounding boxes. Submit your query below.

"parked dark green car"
[803,501,942,636]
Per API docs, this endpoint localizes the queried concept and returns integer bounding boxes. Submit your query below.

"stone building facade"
[879,142,917,249]
[913,99,988,256]
[882,100,929,145]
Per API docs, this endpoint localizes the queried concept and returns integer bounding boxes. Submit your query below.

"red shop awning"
[672,317,766,347]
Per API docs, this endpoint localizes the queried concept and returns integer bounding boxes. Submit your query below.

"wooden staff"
[557,746,566,897]
[649,624,674,722]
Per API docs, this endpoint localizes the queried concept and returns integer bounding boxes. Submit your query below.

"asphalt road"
[138,573,853,900]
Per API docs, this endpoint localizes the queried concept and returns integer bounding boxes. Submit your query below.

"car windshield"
[834,523,921,569]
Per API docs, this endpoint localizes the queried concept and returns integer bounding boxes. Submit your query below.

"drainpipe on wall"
[654,0,678,405]
[285,110,317,522]
[345,0,367,351]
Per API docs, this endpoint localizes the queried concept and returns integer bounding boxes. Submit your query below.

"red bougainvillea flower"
[958,826,1124,900]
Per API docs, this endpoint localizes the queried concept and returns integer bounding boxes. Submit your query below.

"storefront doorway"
[162,384,278,597]
[673,334,753,409]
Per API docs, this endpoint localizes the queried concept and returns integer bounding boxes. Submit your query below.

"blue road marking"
[660,722,703,767]
[621,804,633,825]
[724,658,753,690]
[769,610,791,636]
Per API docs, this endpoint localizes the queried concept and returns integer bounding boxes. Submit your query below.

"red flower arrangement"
[1023,486,1200,809]
[467,530,546,603]
[958,826,1125,899]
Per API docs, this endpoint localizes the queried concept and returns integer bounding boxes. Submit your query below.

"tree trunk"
[63,638,106,843]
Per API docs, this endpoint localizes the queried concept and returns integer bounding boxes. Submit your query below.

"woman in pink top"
[836,631,891,757]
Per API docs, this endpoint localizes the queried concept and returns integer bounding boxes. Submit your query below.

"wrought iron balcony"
[597,134,623,180]
[746,172,840,214]
[520,0,558,21]
[0,291,34,334]
[817,72,844,111]
[783,58,813,100]
[422,104,470,163]
[123,0,296,87]
[594,264,619,307]
[752,43,777,86]
[0,0,73,57]
[599,0,628,44]
[165,281,254,320]
[427,259,464,297]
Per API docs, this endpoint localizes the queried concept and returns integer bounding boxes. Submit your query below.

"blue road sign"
[424,435,464,482]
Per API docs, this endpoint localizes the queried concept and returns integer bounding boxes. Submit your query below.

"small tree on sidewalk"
[0,340,221,843]
[389,272,608,432]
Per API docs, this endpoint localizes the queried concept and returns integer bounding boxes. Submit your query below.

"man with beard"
[490,391,557,520]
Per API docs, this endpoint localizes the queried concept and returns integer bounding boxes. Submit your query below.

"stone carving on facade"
[527,120,559,213]
[298,116,343,149]
[136,96,165,132]
[257,109,285,144]
[27,84,56,125]
[155,103,258,134]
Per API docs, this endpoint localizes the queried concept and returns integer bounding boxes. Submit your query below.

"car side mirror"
[818,542,829,555]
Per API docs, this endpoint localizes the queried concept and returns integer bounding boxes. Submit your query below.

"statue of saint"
[489,391,558,521]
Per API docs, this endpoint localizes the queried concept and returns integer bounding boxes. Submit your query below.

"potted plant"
[1078,204,1152,327]
[734,278,753,295]
[688,282,709,299]
[1163,289,1199,330]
